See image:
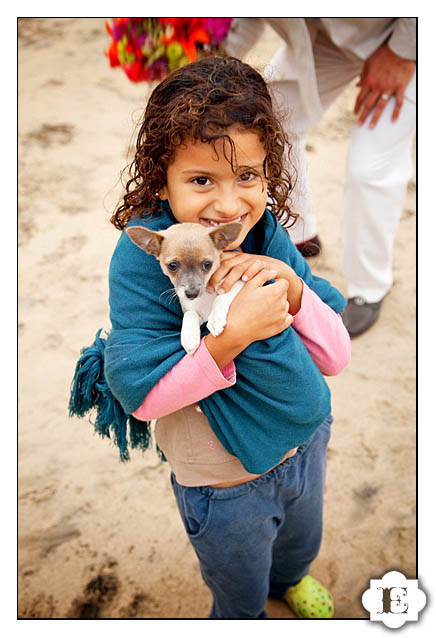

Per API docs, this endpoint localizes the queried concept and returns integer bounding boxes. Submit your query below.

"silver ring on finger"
[380,93,390,100]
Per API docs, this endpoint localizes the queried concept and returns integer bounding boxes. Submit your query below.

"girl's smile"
[201,213,248,228]
[159,128,268,249]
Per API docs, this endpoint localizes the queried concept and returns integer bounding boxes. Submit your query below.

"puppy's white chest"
[181,291,216,324]
[179,281,244,355]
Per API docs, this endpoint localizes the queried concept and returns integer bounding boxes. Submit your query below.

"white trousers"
[230,22,416,302]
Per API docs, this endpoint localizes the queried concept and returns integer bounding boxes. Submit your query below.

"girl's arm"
[132,338,236,421]
[133,280,350,421]
[292,281,351,375]
[206,248,349,373]
[134,269,292,420]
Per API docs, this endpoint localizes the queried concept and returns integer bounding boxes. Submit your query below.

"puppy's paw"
[207,307,228,337]
[181,328,201,355]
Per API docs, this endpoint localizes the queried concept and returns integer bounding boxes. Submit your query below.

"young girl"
[97,56,350,619]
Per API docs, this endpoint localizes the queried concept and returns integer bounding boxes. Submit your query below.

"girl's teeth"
[208,216,243,227]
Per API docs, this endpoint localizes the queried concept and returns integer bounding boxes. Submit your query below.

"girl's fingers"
[207,266,232,292]
[218,259,266,293]
[240,259,269,283]
[209,256,272,293]
[245,268,279,289]
[220,251,239,260]
[285,313,293,328]
[266,276,290,294]
[218,263,275,295]
[217,263,251,294]
[208,254,243,290]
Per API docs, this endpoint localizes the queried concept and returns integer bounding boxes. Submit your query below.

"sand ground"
[18,18,416,620]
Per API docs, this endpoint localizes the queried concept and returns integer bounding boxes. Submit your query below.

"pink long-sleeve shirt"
[133,281,351,421]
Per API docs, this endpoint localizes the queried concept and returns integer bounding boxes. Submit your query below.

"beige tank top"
[155,404,297,487]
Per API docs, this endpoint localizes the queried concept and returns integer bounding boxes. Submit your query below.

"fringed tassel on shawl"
[156,443,167,462]
[129,414,152,452]
[69,329,157,462]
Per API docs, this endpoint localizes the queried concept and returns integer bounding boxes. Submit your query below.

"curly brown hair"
[111,56,297,230]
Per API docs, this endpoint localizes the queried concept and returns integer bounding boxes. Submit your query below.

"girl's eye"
[202,260,213,272]
[192,176,211,186]
[238,171,257,182]
[167,261,179,272]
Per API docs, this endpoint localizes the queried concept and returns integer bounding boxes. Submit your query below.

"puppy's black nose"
[185,288,200,300]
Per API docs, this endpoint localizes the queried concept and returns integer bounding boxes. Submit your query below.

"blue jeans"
[171,414,333,619]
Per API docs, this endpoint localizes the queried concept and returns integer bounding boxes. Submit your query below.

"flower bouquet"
[105,18,234,82]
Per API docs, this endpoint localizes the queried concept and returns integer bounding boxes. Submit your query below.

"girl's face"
[159,128,268,249]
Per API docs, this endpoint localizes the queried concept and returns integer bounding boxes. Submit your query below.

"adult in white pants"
[226,18,416,336]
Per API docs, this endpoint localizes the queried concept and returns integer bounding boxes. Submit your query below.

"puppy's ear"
[126,226,164,257]
[209,222,242,250]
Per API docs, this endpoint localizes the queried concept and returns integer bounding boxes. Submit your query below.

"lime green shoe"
[284,575,334,618]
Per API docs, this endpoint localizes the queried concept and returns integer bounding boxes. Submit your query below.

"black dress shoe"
[342,297,383,337]
[296,235,321,258]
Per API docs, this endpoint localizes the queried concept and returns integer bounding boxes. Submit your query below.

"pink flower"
[205,18,233,45]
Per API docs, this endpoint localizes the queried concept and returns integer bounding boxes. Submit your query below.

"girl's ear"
[158,185,169,201]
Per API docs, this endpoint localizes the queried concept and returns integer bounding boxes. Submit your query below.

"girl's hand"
[204,268,294,369]
[225,269,293,343]
[208,251,303,315]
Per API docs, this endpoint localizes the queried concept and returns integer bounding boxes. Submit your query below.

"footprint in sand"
[39,234,87,265]
[24,123,75,147]
[20,523,81,556]
[69,571,119,619]
[353,485,380,503]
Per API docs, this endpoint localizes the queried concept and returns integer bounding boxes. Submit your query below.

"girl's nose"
[213,186,241,218]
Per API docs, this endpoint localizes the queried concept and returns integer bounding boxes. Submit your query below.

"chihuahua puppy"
[126,222,243,355]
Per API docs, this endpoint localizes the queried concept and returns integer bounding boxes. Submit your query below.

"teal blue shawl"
[70,202,346,473]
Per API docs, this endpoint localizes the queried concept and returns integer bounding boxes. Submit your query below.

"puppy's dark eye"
[167,261,179,273]
[202,260,213,272]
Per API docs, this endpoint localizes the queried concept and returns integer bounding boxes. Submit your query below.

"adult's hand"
[354,44,415,129]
